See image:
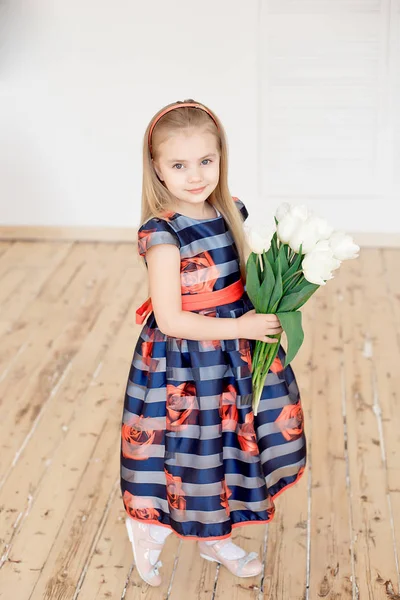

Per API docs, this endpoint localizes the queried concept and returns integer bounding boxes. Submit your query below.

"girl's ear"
[152,159,164,182]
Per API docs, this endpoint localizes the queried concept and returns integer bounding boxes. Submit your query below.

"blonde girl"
[120,99,306,587]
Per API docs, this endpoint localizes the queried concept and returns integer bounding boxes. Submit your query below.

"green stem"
[283,270,305,295]
[252,341,262,373]
[283,269,302,286]
[251,333,282,414]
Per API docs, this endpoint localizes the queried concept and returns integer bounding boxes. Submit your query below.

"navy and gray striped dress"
[120,197,306,540]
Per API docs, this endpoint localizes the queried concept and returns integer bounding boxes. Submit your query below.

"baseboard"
[0,225,399,247]
[0,226,136,242]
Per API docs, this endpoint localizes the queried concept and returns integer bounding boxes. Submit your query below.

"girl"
[120,99,306,587]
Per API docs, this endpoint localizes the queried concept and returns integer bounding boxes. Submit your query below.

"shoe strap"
[138,536,164,550]
[150,559,162,577]
[237,551,260,577]
[209,538,231,553]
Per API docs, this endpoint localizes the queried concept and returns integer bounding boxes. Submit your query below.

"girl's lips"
[187,186,206,194]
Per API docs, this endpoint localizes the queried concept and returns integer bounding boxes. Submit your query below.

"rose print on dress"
[138,228,157,257]
[270,356,284,374]
[199,339,222,351]
[164,468,186,510]
[181,251,220,294]
[220,479,233,516]
[238,339,252,373]
[237,412,259,456]
[275,403,304,441]
[141,340,153,367]
[219,384,238,432]
[123,490,161,520]
[141,335,161,371]
[265,494,276,518]
[166,382,197,431]
[121,415,160,460]
[297,465,305,479]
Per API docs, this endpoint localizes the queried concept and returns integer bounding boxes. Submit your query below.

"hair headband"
[148,102,219,156]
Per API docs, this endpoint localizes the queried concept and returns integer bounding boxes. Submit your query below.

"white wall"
[259,0,400,233]
[0,0,399,234]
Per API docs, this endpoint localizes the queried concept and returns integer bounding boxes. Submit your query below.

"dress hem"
[124,465,306,542]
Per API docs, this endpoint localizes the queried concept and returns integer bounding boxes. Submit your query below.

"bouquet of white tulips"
[245,202,360,416]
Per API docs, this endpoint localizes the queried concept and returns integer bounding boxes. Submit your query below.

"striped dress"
[120,197,307,540]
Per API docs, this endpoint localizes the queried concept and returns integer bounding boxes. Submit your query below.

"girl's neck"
[173,199,217,219]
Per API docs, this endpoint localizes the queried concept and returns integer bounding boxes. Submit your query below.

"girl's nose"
[188,170,203,182]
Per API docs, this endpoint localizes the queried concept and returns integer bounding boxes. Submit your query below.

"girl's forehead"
[158,130,219,160]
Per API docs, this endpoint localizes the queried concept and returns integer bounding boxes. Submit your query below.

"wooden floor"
[0,240,399,600]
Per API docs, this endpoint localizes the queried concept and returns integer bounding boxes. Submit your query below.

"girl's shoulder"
[137,197,248,259]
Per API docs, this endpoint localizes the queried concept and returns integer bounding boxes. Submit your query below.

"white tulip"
[328,231,360,261]
[275,202,291,222]
[289,222,319,254]
[289,215,335,254]
[277,214,302,244]
[290,204,310,222]
[302,240,341,285]
[276,203,312,245]
[244,224,273,254]
[306,215,334,241]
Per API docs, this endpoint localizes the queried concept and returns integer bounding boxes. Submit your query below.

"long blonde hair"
[140,98,247,282]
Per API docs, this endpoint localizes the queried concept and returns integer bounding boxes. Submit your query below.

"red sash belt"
[135,279,245,325]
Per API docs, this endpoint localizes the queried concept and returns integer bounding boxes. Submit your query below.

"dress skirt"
[120,292,307,541]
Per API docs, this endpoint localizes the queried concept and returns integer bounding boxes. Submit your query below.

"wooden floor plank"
[0,242,72,326]
[338,250,399,598]
[306,273,353,599]
[0,242,98,380]
[359,249,400,594]
[168,536,218,600]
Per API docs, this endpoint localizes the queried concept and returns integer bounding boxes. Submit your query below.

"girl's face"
[152,128,220,208]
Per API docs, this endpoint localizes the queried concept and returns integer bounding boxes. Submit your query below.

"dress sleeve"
[232,196,249,222]
[137,217,180,260]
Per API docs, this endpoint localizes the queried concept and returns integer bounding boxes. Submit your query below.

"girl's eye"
[172,159,212,170]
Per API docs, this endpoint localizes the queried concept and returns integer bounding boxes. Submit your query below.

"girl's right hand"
[237,309,283,343]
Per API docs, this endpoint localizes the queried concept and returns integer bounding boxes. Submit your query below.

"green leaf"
[246,254,261,308]
[265,245,275,268]
[282,248,303,283]
[271,232,278,261]
[256,259,275,313]
[269,256,283,313]
[296,277,316,292]
[277,282,319,312]
[277,243,289,275]
[276,310,304,366]
[263,248,276,277]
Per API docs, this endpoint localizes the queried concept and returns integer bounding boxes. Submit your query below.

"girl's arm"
[146,244,241,341]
